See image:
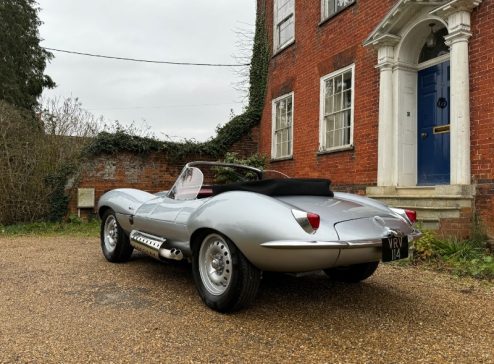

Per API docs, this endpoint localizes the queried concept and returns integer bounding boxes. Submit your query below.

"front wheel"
[100,209,133,263]
[324,261,379,283]
[192,232,261,313]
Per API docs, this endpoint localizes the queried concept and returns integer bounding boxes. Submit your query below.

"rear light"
[405,209,417,224]
[292,209,320,234]
[307,213,320,230]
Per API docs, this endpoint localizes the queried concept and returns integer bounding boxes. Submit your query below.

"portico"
[364,0,481,233]
[364,0,481,187]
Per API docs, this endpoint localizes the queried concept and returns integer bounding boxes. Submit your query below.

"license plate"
[382,236,408,262]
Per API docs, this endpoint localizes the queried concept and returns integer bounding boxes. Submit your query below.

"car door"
[132,166,205,242]
[134,198,206,242]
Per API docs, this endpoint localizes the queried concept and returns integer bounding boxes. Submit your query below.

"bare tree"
[41,96,102,137]
[0,98,105,224]
[232,23,255,106]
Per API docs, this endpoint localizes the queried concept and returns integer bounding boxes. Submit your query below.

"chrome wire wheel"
[198,234,233,296]
[103,214,118,253]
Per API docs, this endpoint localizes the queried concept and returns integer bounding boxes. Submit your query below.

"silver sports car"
[98,161,420,312]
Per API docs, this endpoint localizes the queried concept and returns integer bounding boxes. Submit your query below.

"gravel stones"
[0,236,493,363]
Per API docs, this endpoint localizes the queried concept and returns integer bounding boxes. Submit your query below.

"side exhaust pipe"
[129,230,183,261]
[159,247,183,261]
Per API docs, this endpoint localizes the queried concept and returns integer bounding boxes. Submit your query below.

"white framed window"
[321,0,355,20]
[273,0,295,52]
[319,64,354,152]
[272,92,294,159]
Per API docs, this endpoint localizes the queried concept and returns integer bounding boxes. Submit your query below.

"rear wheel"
[100,209,133,262]
[192,232,261,312]
[324,261,379,283]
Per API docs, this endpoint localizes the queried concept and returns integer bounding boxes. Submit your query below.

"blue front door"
[417,61,450,185]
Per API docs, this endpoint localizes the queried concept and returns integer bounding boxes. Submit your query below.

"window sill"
[272,40,295,58]
[317,145,354,155]
[270,156,293,163]
[318,2,356,28]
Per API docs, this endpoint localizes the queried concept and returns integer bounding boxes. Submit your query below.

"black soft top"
[212,178,334,197]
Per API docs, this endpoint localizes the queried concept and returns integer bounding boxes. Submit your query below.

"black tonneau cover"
[212,178,333,197]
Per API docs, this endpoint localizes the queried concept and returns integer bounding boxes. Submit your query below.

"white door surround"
[364,0,481,187]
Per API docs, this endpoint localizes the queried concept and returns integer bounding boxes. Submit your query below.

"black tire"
[192,232,261,313]
[100,209,133,263]
[324,261,379,283]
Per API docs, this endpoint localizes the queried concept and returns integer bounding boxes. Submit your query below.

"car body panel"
[98,188,158,217]
[98,162,419,272]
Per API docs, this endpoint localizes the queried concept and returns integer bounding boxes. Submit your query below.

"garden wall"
[67,127,259,219]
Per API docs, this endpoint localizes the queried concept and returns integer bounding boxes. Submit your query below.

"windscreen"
[167,166,204,200]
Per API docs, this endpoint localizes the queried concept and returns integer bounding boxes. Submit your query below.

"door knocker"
[437,97,448,109]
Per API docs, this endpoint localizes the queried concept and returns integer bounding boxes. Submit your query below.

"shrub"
[412,229,436,260]
[412,228,493,279]
[0,98,99,224]
[432,237,484,261]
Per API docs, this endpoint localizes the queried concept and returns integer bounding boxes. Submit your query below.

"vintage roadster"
[98,161,419,312]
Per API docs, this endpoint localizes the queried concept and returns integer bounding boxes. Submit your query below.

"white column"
[377,45,395,186]
[445,10,472,185]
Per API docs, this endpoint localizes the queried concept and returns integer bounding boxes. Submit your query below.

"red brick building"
[257,0,494,237]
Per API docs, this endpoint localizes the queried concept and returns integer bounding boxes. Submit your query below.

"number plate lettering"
[382,236,408,262]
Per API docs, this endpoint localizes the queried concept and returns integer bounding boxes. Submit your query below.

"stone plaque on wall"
[78,188,95,208]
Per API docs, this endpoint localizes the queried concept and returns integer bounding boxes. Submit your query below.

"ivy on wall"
[84,2,269,161]
[45,163,78,221]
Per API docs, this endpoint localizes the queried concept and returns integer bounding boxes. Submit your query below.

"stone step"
[368,196,472,208]
[367,185,475,197]
[418,219,440,230]
[399,206,461,219]
[395,186,436,196]
[366,185,475,232]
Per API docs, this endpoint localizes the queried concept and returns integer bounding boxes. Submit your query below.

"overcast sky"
[38,1,256,141]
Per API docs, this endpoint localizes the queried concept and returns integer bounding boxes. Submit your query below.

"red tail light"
[405,209,417,224]
[292,209,320,234]
[307,213,320,230]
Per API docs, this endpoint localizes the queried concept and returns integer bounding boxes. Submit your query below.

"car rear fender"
[187,191,340,267]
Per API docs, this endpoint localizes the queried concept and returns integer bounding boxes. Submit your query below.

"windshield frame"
[166,161,290,200]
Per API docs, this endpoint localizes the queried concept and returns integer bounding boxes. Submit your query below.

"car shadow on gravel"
[129,251,191,274]
[251,270,436,324]
[116,254,443,325]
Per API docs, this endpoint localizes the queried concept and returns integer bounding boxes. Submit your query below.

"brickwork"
[438,208,473,240]
[258,0,494,237]
[475,181,494,237]
[68,127,259,218]
[259,0,394,184]
[470,1,494,237]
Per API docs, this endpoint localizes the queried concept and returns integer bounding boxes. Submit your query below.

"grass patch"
[0,219,99,237]
[412,230,494,280]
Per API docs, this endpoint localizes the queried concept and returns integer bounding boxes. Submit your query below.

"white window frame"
[319,64,355,153]
[271,92,294,160]
[273,0,295,52]
[321,0,355,21]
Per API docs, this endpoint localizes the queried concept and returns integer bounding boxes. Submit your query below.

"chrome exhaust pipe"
[130,230,183,261]
[159,247,183,261]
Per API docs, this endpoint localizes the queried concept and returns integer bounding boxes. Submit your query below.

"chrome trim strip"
[260,239,382,249]
[260,241,346,249]
[186,161,262,174]
[346,240,382,248]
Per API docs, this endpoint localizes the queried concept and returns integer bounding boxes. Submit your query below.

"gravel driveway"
[1,235,493,363]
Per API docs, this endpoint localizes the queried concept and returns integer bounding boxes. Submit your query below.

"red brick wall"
[438,208,473,240]
[470,1,494,237]
[68,127,259,218]
[259,0,494,237]
[258,0,394,184]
